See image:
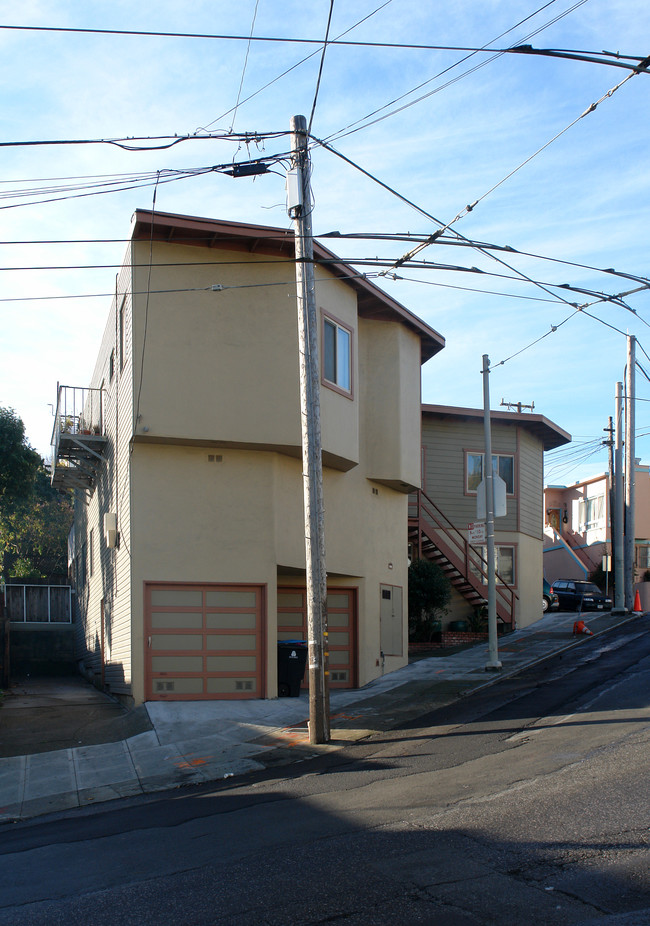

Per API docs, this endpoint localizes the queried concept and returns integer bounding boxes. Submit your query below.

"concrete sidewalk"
[0,609,641,823]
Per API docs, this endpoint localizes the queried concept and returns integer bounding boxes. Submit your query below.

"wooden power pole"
[288,115,330,744]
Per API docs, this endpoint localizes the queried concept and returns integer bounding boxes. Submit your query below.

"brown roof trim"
[421,403,571,451]
[131,209,445,363]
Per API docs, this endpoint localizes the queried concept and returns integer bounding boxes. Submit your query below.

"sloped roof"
[422,403,571,451]
[131,209,445,363]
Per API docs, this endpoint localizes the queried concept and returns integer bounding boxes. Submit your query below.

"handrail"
[559,527,600,571]
[410,489,518,624]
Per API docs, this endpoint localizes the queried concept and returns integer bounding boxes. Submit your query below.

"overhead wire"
[323,0,591,143]
[307,0,335,137]
[369,63,649,281]
[6,19,643,67]
[196,1,395,135]
[230,0,261,133]
[0,149,295,210]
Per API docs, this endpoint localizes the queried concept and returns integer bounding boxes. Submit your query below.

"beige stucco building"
[52,210,444,706]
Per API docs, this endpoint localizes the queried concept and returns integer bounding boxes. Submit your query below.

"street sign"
[468,521,486,544]
[476,474,507,519]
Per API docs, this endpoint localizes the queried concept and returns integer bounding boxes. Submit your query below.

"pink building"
[544,461,650,585]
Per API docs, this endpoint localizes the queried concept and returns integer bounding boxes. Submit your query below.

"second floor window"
[578,495,605,531]
[323,316,351,393]
[466,452,514,495]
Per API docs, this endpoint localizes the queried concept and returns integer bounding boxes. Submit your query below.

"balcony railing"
[51,385,107,490]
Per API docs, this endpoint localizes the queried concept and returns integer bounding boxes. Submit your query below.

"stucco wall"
[127,444,410,704]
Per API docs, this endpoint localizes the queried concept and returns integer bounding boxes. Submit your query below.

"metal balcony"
[51,385,108,490]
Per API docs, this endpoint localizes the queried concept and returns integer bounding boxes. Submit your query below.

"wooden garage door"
[145,583,265,700]
[277,587,357,688]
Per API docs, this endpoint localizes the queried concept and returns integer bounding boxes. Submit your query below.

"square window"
[466,452,514,495]
[471,545,515,586]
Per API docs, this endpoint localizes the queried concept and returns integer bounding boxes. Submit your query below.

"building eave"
[131,209,445,364]
[422,403,572,451]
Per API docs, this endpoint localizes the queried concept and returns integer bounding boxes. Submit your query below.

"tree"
[0,407,73,581]
[0,407,41,500]
[408,558,451,642]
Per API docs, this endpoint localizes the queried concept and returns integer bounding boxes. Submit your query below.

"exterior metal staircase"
[408,489,517,627]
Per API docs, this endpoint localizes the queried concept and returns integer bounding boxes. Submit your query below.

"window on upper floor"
[578,495,604,532]
[466,452,515,495]
[323,315,352,394]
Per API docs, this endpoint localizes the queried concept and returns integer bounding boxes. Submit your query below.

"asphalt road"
[1,618,649,925]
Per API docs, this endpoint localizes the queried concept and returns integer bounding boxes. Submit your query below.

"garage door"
[145,583,265,700]
[277,587,357,688]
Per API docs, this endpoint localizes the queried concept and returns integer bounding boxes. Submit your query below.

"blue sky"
[1,1,649,485]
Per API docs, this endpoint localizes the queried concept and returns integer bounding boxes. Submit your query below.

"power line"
[0,130,289,150]
[372,63,648,284]
[0,151,291,210]
[229,0,261,133]
[2,229,649,299]
[307,0,335,137]
[2,22,645,72]
[196,1,396,134]
[323,0,606,144]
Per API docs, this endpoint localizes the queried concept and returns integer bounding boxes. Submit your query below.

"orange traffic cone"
[633,590,642,613]
[573,620,593,636]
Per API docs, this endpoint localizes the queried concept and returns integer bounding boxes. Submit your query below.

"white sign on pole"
[476,475,507,519]
[468,521,486,544]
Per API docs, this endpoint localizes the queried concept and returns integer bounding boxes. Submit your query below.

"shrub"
[408,558,451,642]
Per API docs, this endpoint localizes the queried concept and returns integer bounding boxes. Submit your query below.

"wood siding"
[421,417,518,532]
[518,427,544,539]
[73,251,134,699]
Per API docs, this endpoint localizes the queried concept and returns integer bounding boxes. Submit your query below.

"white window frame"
[322,314,352,395]
[466,452,515,496]
[578,495,605,532]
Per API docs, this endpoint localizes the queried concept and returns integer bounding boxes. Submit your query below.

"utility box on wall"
[380,584,403,657]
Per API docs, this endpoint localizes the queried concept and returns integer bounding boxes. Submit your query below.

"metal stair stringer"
[409,490,516,627]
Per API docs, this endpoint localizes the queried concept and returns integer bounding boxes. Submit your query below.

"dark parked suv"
[552,579,612,612]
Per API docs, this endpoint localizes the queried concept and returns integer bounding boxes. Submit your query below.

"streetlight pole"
[482,354,501,672]
[614,381,625,612]
[624,335,636,610]
[289,115,329,744]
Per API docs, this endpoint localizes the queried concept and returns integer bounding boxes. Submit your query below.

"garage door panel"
[205,590,257,607]
[150,634,203,650]
[206,677,256,695]
[206,612,257,629]
[205,634,257,651]
[151,589,203,607]
[151,612,203,629]
[145,583,264,700]
[152,655,204,672]
[153,678,204,696]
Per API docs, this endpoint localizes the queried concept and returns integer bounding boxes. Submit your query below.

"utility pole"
[614,381,625,612]
[483,355,501,672]
[625,336,636,611]
[288,115,329,744]
[500,399,535,414]
[604,416,614,596]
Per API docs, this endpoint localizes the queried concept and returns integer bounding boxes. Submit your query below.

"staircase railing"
[409,489,517,625]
